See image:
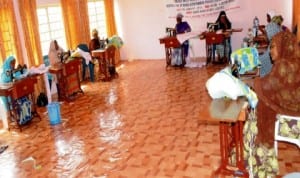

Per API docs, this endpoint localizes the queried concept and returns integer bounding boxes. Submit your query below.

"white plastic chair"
[274,114,300,156]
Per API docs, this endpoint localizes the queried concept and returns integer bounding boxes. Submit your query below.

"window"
[37,6,66,56]
[88,0,107,39]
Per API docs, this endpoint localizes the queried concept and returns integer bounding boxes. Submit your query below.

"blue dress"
[0,56,32,125]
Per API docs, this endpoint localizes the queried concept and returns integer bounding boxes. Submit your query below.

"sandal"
[0,145,8,154]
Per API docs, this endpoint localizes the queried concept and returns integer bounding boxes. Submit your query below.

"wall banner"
[165,0,241,19]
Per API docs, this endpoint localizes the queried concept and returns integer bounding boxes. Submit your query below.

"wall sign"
[165,0,241,19]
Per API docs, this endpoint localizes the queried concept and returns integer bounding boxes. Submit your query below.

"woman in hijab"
[48,40,65,65]
[259,31,300,112]
[0,56,32,127]
[258,15,283,77]
[48,40,68,95]
[214,11,232,62]
[254,31,300,145]
[0,56,15,149]
[0,55,16,83]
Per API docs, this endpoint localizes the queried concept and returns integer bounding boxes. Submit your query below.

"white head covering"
[267,10,276,19]
[176,13,184,19]
[48,40,63,65]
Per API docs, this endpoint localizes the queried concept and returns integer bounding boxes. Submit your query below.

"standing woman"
[172,13,191,66]
[214,11,232,62]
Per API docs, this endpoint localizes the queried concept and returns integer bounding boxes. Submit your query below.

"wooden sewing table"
[200,96,249,177]
[91,49,111,81]
[49,59,83,102]
[0,76,41,131]
[159,36,185,68]
[201,28,243,65]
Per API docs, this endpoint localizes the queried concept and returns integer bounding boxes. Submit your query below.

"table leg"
[181,46,186,67]
[98,58,107,81]
[214,122,249,177]
[165,47,171,68]
[206,44,212,65]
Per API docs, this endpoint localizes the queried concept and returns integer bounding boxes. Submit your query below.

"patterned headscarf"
[260,31,300,113]
[271,15,283,26]
[270,31,300,60]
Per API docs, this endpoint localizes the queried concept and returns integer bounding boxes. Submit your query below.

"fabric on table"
[231,47,261,74]
[206,67,258,109]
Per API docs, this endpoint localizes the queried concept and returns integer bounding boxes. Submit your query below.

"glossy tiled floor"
[0,60,299,178]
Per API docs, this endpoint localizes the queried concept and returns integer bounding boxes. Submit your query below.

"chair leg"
[274,140,278,156]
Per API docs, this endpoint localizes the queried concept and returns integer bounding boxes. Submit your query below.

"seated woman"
[48,40,70,96]
[258,15,282,77]
[89,29,101,51]
[0,56,32,126]
[254,31,300,145]
[258,10,275,35]
[172,13,191,66]
[48,40,68,65]
[213,11,232,62]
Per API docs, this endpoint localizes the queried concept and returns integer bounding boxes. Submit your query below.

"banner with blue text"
[165,0,241,19]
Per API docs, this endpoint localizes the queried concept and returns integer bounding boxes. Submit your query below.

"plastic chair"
[230,47,261,79]
[274,114,300,156]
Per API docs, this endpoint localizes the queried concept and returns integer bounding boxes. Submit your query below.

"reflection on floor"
[0,60,299,178]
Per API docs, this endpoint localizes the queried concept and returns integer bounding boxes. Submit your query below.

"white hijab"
[48,40,64,65]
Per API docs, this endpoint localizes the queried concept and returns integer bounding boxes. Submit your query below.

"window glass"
[88,0,107,39]
[37,6,66,56]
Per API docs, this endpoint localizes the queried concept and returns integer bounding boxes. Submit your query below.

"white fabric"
[184,56,205,68]
[205,67,258,108]
[176,30,203,44]
[28,64,49,75]
[206,67,244,100]
[50,79,57,95]
[185,40,205,68]
[43,73,52,103]
[77,48,92,65]
[175,31,206,68]
[28,64,52,103]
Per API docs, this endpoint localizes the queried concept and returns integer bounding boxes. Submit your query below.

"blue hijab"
[0,55,15,83]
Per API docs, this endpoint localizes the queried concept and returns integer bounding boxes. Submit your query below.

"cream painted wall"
[116,0,292,60]
[35,0,292,61]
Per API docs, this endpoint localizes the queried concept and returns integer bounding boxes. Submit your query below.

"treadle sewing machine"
[159,27,186,68]
[0,76,41,131]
